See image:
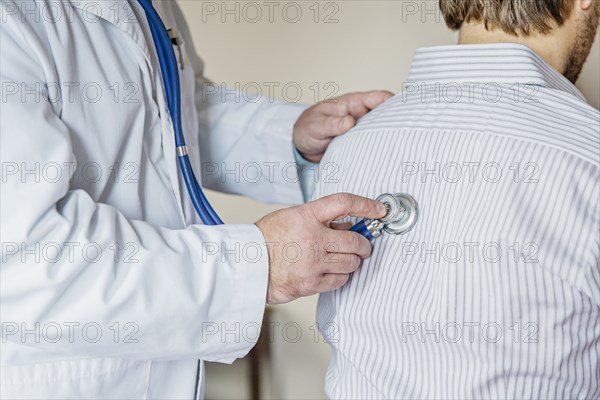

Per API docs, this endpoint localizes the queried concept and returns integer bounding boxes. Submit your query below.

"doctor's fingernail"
[340,116,354,130]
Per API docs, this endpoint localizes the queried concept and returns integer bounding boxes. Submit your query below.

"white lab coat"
[0,0,307,398]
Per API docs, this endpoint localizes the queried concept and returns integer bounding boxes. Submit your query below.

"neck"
[458,22,570,74]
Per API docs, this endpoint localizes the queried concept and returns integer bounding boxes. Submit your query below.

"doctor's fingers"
[333,90,394,118]
[305,113,356,141]
[299,91,395,141]
[321,229,372,259]
[329,221,352,230]
[309,193,387,222]
[320,253,362,274]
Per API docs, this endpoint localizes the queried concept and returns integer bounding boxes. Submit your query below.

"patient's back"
[315,45,599,399]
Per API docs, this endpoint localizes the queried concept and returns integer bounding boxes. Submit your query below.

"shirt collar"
[407,43,586,101]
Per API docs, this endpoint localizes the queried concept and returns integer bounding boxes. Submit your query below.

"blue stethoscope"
[138,0,223,225]
[137,0,418,239]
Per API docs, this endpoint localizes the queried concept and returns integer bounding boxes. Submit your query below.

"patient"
[315,0,600,398]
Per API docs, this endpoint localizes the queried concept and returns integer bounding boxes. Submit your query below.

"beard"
[563,2,600,83]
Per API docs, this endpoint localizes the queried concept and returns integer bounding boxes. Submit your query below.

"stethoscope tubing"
[138,0,223,225]
[350,220,374,240]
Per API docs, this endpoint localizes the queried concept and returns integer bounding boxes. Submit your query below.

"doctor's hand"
[292,90,394,163]
[255,193,387,305]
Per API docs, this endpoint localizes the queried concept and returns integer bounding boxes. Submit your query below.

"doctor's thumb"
[309,193,387,223]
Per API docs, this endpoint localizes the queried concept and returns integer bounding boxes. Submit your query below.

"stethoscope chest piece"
[377,193,419,235]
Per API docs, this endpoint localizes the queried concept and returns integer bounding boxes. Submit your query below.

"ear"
[578,0,594,11]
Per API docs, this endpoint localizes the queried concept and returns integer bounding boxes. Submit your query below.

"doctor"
[0,0,391,398]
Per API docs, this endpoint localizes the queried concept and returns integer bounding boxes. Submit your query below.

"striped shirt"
[314,44,600,399]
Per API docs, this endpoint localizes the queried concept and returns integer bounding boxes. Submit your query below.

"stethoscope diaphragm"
[376,193,419,235]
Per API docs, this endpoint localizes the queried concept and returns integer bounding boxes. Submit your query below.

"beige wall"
[176,1,599,398]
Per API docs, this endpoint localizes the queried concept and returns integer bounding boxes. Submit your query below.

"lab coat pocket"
[0,358,151,399]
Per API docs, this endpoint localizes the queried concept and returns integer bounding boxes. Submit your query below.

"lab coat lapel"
[67,0,187,224]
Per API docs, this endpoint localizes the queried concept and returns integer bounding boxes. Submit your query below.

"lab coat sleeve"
[169,4,312,205]
[0,16,267,364]
[196,87,309,205]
